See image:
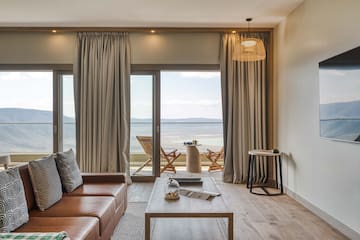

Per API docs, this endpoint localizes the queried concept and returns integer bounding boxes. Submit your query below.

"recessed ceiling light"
[232,30,236,34]
[52,30,57,33]
[150,29,156,33]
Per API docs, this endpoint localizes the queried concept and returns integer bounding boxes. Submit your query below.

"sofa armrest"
[81,173,126,184]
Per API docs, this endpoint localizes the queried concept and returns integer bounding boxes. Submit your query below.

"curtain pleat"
[74,32,130,174]
[220,33,269,184]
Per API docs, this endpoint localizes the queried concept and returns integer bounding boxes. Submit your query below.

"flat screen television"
[319,46,360,143]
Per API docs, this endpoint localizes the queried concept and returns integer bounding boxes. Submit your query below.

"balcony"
[130,152,224,175]
[0,122,224,175]
[1,152,224,174]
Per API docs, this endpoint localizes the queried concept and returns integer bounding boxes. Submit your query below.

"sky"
[319,68,360,104]
[0,71,75,117]
[131,71,222,119]
[3,68,360,118]
[0,71,222,120]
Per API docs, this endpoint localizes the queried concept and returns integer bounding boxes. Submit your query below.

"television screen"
[319,46,360,143]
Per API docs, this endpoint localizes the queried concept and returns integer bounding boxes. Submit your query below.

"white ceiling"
[0,0,303,28]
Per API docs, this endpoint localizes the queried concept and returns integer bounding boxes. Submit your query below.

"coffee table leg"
[145,214,150,240]
[228,214,234,240]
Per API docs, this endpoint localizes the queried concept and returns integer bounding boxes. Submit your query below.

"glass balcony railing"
[0,122,224,173]
[0,122,53,154]
[0,122,75,156]
[129,120,224,175]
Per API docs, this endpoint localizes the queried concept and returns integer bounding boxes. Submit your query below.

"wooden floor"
[126,172,348,240]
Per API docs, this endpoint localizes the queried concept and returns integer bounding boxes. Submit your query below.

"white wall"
[275,0,360,236]
[0,32,220,64]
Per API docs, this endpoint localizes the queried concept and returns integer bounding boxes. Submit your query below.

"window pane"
[130,75,153,176]
[160,71,223,171]
[0,71,53,162]
[62,74,76,151]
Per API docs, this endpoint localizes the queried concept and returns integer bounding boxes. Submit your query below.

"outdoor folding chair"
[133,136,181,175]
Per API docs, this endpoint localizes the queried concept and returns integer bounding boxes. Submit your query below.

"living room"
[0,0,359,239]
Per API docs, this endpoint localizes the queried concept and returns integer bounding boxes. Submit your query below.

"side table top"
[0,155,11,164]
[248,149,281,157]
[184,144,201,147]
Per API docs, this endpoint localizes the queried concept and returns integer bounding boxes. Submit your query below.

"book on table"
[169,177,203,185]
[179,187,221,200]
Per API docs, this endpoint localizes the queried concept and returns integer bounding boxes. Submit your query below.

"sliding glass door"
[0,71,53,161]
[160,71,223,172]
[130,68,222,178]
[0,69,75,162]
[130,72,160,177]
[54,71,76,151]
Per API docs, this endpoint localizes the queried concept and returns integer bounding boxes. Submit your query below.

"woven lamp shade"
[233,36,266,62]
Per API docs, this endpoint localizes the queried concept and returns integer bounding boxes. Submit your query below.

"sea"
[131,121,224,153]
[0,121,224,154]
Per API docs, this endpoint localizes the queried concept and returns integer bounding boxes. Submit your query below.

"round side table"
[185,144,201,173]
[0,154,11,170]
[247,149,283,196]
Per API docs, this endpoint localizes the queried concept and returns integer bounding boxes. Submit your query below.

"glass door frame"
[131,70,161,180]
[0,64,73,155]
[131,64,221,182]
[53,69,73,153]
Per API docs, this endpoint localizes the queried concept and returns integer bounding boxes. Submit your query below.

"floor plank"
[119,171,348,240]
[127,182,154,202]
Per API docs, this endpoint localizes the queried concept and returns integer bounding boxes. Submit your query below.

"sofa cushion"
[64,183,126,209]
[29,196,115,235]
[15,217,99,240]
[0,168,29,232]
[56,149,83,192]
[28,155,63,211]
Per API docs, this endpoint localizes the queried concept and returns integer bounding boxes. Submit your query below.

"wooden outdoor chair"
[205,147,224,172]
[133,136,181,175]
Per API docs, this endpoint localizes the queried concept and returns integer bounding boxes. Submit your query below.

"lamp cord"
[246,18,252,36]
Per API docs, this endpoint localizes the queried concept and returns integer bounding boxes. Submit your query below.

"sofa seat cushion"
[64,183,126,209]
[15,217,99,240]
[29,196,115,235]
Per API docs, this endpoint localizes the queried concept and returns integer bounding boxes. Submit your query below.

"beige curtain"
[220,33,268,184]
[74,32,130,173]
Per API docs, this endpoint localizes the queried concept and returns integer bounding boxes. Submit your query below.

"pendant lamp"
[233,18,266,62]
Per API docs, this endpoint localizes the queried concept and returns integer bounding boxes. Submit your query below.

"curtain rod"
[0,27,273,33]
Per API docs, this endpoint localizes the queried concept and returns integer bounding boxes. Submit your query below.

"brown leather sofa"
[13,164,127,240]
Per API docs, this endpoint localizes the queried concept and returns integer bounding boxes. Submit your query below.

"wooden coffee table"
[145,177,233,240]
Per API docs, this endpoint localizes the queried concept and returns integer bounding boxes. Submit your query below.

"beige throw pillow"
[56,149,83,192]
[28,155,63,211]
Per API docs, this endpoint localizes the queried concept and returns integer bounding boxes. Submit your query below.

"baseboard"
[285,186,360,240]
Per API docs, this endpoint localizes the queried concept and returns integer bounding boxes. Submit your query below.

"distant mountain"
[0,108,224,154]
[0,108,220,124]
[320,100,360,119]
[132,118,222,123]
[0,108,75,123]
[0,108,75,153]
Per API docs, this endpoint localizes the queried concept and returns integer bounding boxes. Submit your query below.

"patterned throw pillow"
[28,155,63,211]
[0,168,29,232]
[56,149,83,193]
